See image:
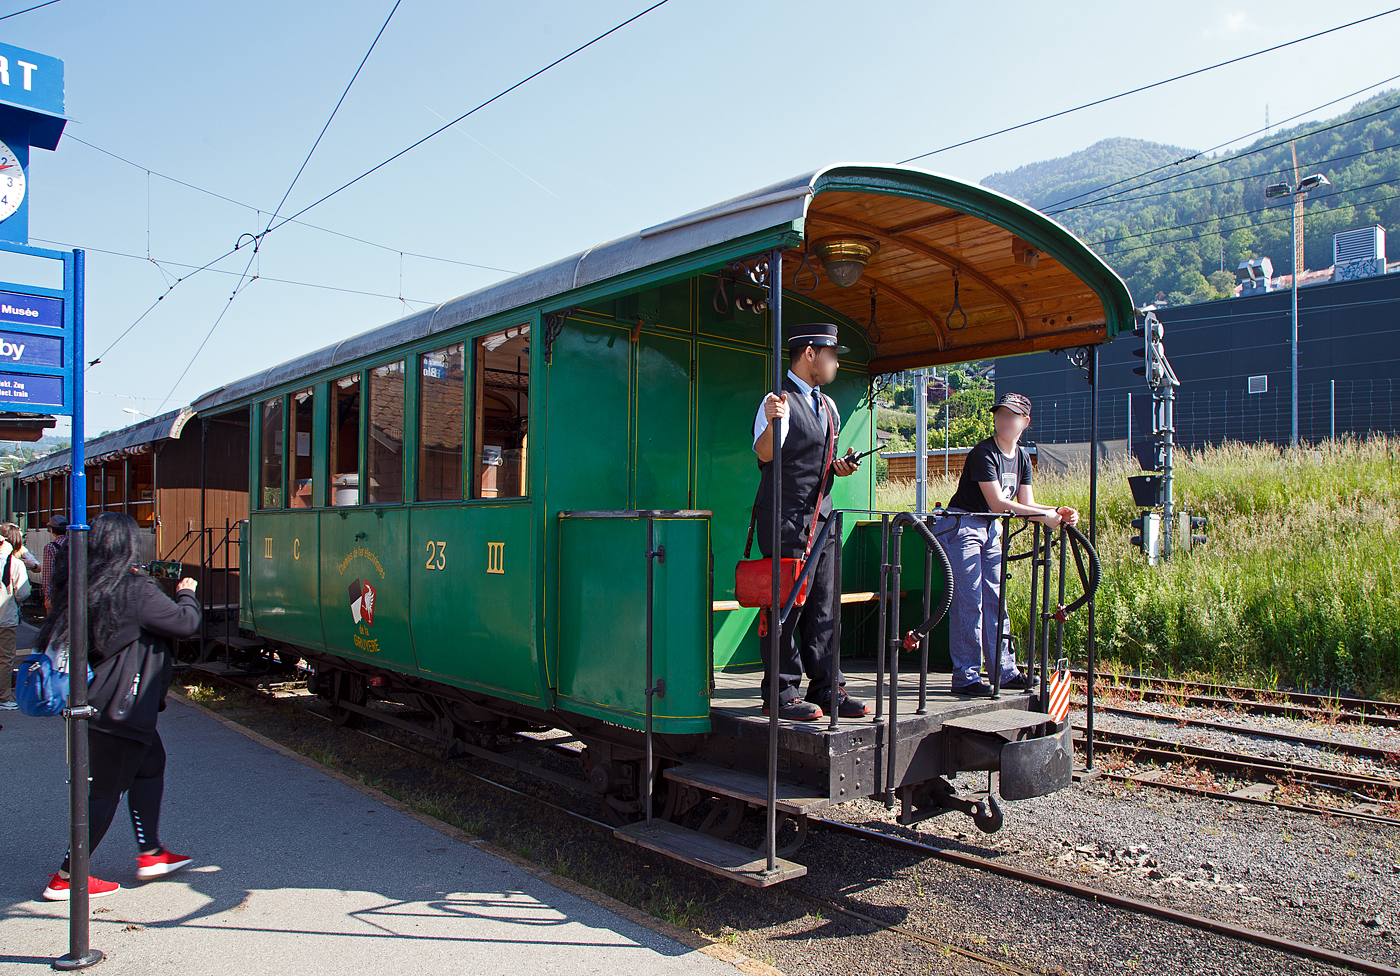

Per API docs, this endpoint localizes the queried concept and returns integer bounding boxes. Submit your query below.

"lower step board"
[614,820,807,887]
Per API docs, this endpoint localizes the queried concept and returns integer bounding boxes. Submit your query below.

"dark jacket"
[87,580,202,744]
[754,375,839,558]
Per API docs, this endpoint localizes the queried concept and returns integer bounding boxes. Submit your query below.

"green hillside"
[982,90,1400,306]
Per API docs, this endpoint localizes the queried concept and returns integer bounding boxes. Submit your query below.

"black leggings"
[61,729,165,873]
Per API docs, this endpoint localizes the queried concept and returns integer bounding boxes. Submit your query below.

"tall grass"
[876,436,1400,696]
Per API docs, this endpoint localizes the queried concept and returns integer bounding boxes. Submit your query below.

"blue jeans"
[934,514,1017,687]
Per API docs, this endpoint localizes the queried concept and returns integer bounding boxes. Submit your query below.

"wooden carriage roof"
[192,165,1134,413]
[19,406,194,481]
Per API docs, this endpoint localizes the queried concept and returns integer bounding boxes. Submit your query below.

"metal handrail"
[860,510,1100,807]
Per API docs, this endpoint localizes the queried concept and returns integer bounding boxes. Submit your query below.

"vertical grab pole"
[57,248,103,971]
[827,510,842,732]
[917,516,932,715]
[224,516,233,650]
[1025,521,1041,705]
[1087,344,1099,770]
[1039,528,1053,698]
[991,515,1011,698]
[873,514,889,724]
[644,515,656,827]
[764,248,784,875]
[199,417,209,665]
[885,524,902,809]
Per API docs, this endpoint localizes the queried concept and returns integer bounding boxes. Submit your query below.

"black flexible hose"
[1060,524,1102,617]
[890,512,955,638]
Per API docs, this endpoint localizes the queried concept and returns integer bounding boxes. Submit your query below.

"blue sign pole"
[54,248,101,971]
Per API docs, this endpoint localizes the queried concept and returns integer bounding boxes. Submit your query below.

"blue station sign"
[0,42,64,124]
[0,243,77,416]
[0,289,62,328]
[0,369,62,407]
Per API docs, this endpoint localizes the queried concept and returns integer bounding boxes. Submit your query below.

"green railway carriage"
[189,164,1132,884]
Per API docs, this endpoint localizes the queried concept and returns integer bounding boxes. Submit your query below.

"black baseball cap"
[787,322,849,355]
[47,515,68,531]
[993,392,1032,416]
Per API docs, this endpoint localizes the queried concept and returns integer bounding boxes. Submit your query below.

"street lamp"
[1267,173,1330,447]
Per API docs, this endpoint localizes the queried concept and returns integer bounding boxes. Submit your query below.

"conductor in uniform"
[751,323,868,721]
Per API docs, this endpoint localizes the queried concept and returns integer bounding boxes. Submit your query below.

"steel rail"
[1078,671,1400,727]
[181,672,1034,975]
[814,819,1400,976]
[1079,727,1400,798]
[1097,703,1400,763]
[193,666,1400,975]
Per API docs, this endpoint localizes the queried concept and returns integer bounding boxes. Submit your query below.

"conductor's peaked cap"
[787,322,849,355]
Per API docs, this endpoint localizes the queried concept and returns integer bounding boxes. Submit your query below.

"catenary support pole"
[56,248,103,971]
[1086,344,1099,772]
[914,369,927,513]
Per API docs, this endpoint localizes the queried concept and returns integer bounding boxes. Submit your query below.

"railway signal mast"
[1128,310,1186,563]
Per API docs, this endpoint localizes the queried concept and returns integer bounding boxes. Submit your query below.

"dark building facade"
[995,271,1400,452]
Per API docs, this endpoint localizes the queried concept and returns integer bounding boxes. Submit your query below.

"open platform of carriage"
[617,663,1070,887]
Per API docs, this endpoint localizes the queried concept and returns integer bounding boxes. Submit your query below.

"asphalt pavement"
[0,690,736,975]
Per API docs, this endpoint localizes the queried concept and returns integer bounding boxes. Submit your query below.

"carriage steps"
[613,762,830,886]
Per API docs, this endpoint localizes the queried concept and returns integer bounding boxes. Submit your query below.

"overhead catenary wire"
[156,0,405,411]
[1041,71,1400,212]
[1065,136,1400,211]
[1050,101,1400,215]
[83,243,244,366]
[261,0,403,239]
[260,0,672,237]
[152,0,671,411]
[898,6,1400,163]
[32,237,437,304]
[68,136,517,273]
[0,0,62,20]
[1086,175,1400,251]
[1095,186,1400,260]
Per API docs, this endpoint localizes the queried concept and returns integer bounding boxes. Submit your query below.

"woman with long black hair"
[40,512,202,901]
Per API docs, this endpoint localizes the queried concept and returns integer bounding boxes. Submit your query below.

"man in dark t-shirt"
[934,393,1079,696]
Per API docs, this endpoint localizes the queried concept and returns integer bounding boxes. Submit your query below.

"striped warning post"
[1047,668,1072,723]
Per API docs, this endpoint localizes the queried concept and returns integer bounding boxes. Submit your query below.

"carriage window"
[259,396,284,509]
[369,361,405,504]
[418,343,465,501]
[289,388,315,508]
[330,373,360,506]
[473,325,529,499]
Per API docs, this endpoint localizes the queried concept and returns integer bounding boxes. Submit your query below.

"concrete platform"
[0,699,739,976]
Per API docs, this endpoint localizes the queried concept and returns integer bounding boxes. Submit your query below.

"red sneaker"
[136,848,192,880]
[42,873,120,901]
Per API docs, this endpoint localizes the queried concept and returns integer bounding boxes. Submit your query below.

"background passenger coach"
[117,165,1133,884]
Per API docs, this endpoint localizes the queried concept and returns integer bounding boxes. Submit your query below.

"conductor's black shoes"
[951,680,994,697]
[1000,671,1032,690]
[805,687,869,718]
[763,698,823,721]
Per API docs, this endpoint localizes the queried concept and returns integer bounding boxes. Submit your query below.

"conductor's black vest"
[754,375,836,558]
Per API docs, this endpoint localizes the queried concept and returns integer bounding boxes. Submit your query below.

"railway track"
[1077,671,1400,729]
[184,665,1400,976]
[1096,704,1400,764]
[1078,726,1400,799]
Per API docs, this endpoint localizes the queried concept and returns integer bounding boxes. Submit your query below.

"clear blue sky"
[4,0,1399,436]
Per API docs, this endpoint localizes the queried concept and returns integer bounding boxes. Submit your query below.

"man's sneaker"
[805,687,869,718]
[762,698,823,721]
[951,680,994,697]
[0,700,17,710]
[42,873,120,901]
[1000,671,1032,691]
[136,848,192,880]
